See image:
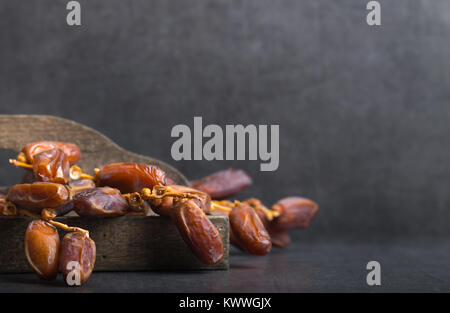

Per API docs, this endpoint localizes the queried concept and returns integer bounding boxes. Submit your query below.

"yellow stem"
[210,200,234,213]
[70,165,96,181]
[9,159,33,170]
[254,205,280,221]
[17,208,89,235]
[212,198,281,221]
[79,173,96,180]
[141,186,202,202]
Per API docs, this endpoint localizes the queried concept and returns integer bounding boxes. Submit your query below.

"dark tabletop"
[1,238,448,293]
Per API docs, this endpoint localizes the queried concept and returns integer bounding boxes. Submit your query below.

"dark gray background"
[1,0,449,242]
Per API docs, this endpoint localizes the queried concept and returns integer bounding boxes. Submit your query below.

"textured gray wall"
[1,0,449,240]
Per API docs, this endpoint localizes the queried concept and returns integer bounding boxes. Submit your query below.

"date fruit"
[67,179,96,198]
[60,231,96,286]
[191,168,252,199]
[20,141,81,165]
[170,199,223,264]
[247,198,292,248]
[33,148,70,184]
[229,204,271,255]
[7,182,69,213]
[96,163,168,193]
[272,197,318,229]
[266,227,291,248]
[24,220,60,280]
[51,200,75,217]
[149,185,211,217]
[73,187,129,217]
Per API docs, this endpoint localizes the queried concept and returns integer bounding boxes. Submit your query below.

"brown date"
[96,163,168,194]
[254,207,291,248]
[149,185,211,217]
[67,179,96,198]
[246,198,291,248]
[72,187,129,217]
[20,141,81,165]
[266,227,291,248]
[60,231,96,286]
[205,201,241,245]
[24,220,60,280]
[190,169,252,200]
[170,199,223,265]
[51,200,75,217]
[272,197,318,229]
[32,148,70,184]
[229,204,271,256]
[7,182,69,214]
[46,181,101,216]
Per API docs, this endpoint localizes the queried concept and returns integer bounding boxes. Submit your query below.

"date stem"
[9,158,33,169]
[140,186,203,202]
[250,203,280,221]
[0,198,89,235]
[20,208,89,235]
[210,200,233,213]
[213,199,280,221]
[69,165,96,180]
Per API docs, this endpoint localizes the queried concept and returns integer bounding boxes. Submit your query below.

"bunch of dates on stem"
[0,141,319,287]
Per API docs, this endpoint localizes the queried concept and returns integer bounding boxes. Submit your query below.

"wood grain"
[0,215,229,272]
[0,114,229,271]
[0,114,189,185]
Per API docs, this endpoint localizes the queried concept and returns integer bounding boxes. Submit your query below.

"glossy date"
[245,198,292,248]
[67,179,96,198]
[60,231,96,286]
[170,199,223,265]
[96,162,168,194]
[190,169,252,199]
[229,203,271,256]
[149,185,211,216]
[24,220,60,280]
[7,182,69,213]
[72,187,129,217]
[272,197,319,229]
[32,148,70,184]
[20,141,81,165]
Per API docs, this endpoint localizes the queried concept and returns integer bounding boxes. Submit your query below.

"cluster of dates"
[0,141,318,286]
